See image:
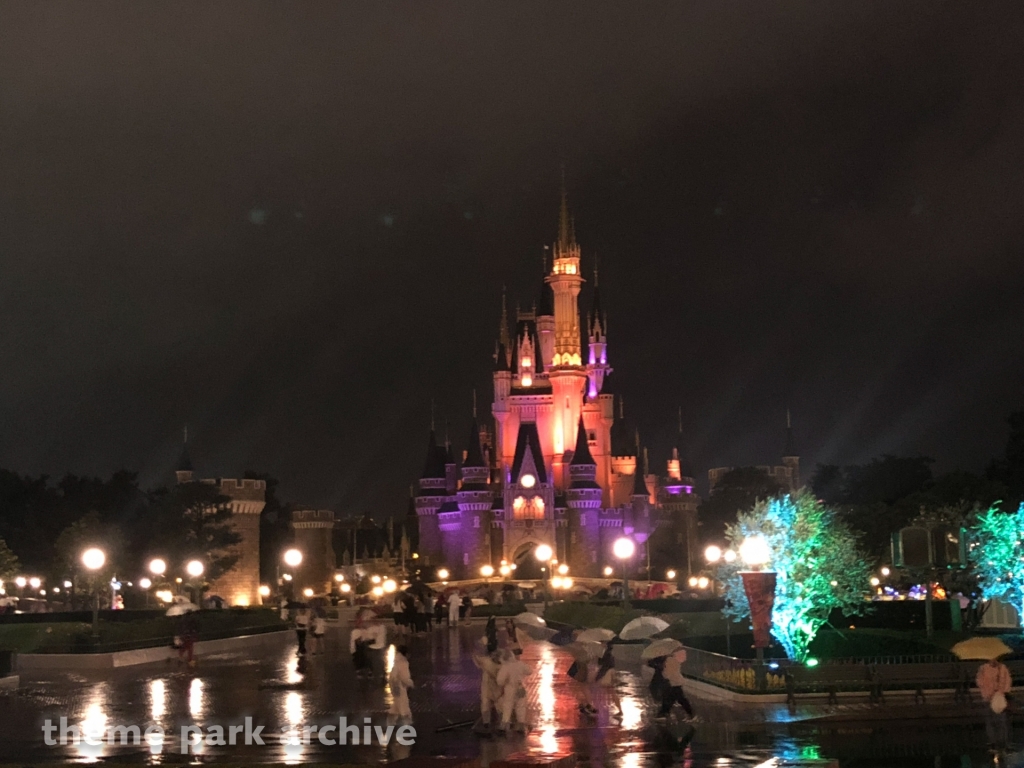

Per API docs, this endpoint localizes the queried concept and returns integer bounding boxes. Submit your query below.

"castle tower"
[458,414,493,579]
[586,267,611,399]
[175,427,194,484]
[536,260,556,372]
[414,430,447,565]
[546,187,587,481]
[566,415,602,576]
[609,397,638,507]
[782,409,800,490]
[290,508,336,595]
[206,478,266,606]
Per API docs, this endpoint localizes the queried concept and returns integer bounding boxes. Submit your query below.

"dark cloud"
[0,3,1022,515]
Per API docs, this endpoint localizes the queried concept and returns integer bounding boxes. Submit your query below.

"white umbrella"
[619,616,670,640]
[566,640,604,661]
[640,638,683,660]
[577,628,616,643]
[166,602,199,617]
[515,612,546,628]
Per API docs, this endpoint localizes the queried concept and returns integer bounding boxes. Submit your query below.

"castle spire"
[558,171,572,252]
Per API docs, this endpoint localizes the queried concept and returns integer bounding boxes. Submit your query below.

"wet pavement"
[0,621,1009,767]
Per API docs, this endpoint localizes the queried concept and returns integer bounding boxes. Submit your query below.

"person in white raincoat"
[472,646,502,732]
[447,590,461,627]
[388,645,414,721]
[496,649,531,732]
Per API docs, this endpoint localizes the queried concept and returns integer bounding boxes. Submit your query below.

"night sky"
[1,4,1022,518]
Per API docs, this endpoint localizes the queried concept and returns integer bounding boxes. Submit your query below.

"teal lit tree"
[717,491,872,662]
[968,503,1024,616]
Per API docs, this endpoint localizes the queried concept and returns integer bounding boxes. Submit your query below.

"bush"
[472,602,526,618]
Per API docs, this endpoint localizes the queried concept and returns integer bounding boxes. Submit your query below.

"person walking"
[496,649,531,733]
[595,643,623,720]
[977,655,1012,749]
[568,654,597,718]
[472,646,503,734]
[362,617,387,680]
[656,649,696,722]
[176,612,199,667]
[349,618,371,676]
[485,615,499,653]
[425,594,436,629]
[447,590,461,627]
[505,619,521,656]
[310,609,327,655]
[388,645,414,723]
[294,606,311,656]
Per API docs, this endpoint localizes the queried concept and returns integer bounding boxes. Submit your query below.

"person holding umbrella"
[656,648,696,722]
[955,637,1015,750]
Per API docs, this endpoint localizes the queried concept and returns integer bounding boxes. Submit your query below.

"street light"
[139,578,152,590]
[186,560,204,578]
[284,549,303,568]
[383,579,397,593]
[149,558,167,577]
[437,568,450,581]
[704,545,722,564]
[259,585,271,597]
[557,563,569,576]
[499,564,511,577]
[29,577,41,590]
[82,548,106,638]
[613,537,636,608]
[480,565,494,578]
[603,566,613,577]
[334,573,345,583]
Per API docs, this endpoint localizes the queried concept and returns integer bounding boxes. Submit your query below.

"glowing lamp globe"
[14,577,26,588]
[666,569,677,580]
[372,586,384,598]
[303,588,314,598]
[29,577,41,589]
[340,583,351,593]
[499,565,511,577]
[688,576,699,587]
[63,580,72,588]
[557,563,569,575]
[551,576,563,589]
[535,544,553,562]
[283,549,303,568]
[704,545,722,564]
[383,579,397,593]
[371,575,382,584]
[259,585,271,597]
[562,577,573,589]
[139,578,152,590]
[740,537,770,567]
[480,565,494,578]
[149,558,167,576]
[520,473,536,489]
[723,550,737,563]
[437,568,450,581]
[603,566,613,577]
[613,537,635,560]
[697,576,710,589]
[82,548,106,571]
[334,573,344,582]
[186,560,204,578]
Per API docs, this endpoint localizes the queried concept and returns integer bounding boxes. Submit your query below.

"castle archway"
[511,541,549,581]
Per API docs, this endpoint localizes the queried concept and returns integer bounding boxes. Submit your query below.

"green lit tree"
[967,503,1024,616]
[717,491,872,662]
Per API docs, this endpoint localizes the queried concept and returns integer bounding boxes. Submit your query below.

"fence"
[29,622,285,655]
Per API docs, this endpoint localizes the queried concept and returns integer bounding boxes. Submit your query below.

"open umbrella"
[166,602,199,616]
[516,624,557,644]
[641,638,684,660]
[577,628,616,643]
[514,612,546,628]
[356,607,377,621]
[566,640,604,662]
[620,616,670,640]
[952,637,1013,661]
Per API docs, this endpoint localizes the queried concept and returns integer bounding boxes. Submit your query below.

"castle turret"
[609,396,638,507]
[586,267,611,398]
[175,426,194,484]
[536,262,555,374]
[457,414,492,579]
[414,430,447,565]
[546,185,587,477]
[567,415,602,576]
[782,409,800,490]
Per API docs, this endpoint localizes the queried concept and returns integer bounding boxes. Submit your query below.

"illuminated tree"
[717,491,871,662]
[968,503,1024,616]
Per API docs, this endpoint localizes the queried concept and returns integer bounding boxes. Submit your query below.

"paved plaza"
[0,622,1008,767]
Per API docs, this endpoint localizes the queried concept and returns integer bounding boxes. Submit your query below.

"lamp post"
[613,537,636,609]
[738,536,775,691]
[81,548,106,638]
[281,548,302,599]
[186,560,204,604]
[534,544,554,607]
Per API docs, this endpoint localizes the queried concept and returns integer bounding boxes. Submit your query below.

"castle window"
[580,515,587,526]
[474,516,480,528]
[571,531,577,544]
[521,375,532,387]
[513,495,544,521]
[521,357,531,368]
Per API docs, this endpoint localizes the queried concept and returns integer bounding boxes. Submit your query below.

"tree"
[0,536,19,583]
[717,491,872,662]
[968,503,1024,616]
[698,467,784,543]
[53,512,120,608]
[149,483,240,588]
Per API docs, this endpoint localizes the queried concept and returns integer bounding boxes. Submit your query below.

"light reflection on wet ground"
[0,624,1007,766]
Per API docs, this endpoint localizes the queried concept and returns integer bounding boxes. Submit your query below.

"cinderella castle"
[414,192,704,580]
